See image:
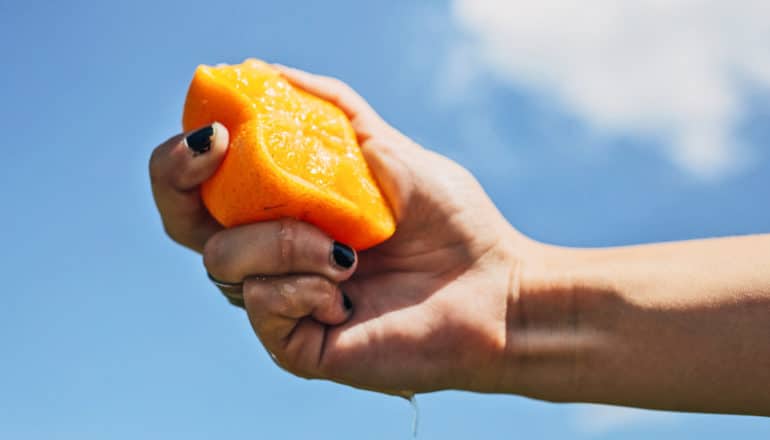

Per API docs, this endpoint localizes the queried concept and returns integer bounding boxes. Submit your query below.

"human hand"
[149,65,540,395]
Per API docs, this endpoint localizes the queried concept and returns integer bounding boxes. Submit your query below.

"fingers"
[202,217,357,377]
[203,219,357,284]
[149,122,229,251]
[243,275,353,378]
[245,275,351,330]
[273,64,390,140]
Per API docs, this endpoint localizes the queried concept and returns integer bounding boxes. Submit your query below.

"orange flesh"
[182,59,395,250]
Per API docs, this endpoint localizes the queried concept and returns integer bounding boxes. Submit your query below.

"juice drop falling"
[408,394,420,438]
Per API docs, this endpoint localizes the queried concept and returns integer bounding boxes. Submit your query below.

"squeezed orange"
[183,59,395,250]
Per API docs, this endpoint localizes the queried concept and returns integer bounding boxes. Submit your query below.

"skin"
[150,65,770,415]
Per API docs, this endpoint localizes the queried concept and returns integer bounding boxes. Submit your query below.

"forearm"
[504,234,770,415]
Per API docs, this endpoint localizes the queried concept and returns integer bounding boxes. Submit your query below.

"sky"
[0,0,769,438]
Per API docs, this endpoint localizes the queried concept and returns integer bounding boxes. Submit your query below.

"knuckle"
[277,218,303,271]
[267,350,289,371]
[277,350,312,379]
[272,281,300,317]
[161,218,203,253]
[270,275,335,318]
[148,147,165,185]
[363,137,393,156]
[300,274,327,290]
[202,233,229,277]
[304,275,337,302]
[280,350,303,375]
[327,77,355,98]
[279,219,330,272]
[161,220,183,244]
[242,278,269,309]
[325,76,348,90]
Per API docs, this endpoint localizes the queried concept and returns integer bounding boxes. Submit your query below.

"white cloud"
[572,404,677,436]
[445,0,770,178]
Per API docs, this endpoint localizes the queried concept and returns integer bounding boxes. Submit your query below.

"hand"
[149,65,539,395]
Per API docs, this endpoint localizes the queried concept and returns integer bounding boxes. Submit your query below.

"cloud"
[444,0,770,178]
[571,404,677,436]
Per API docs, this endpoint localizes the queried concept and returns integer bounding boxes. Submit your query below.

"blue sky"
[1,0,769,438]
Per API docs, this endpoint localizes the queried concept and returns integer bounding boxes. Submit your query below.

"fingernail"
[331,241,355,269]
[185,124,214,155]
[342,291,353,311]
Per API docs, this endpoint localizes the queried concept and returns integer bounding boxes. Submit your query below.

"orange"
[183,59,395,250]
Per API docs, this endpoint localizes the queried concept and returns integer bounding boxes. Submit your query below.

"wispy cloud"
[441,0,770,179]
[572,404,677,436]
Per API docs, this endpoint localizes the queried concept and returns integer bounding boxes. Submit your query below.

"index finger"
[149,122,229,252]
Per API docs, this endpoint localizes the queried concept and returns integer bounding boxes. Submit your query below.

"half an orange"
[183,59,395,250]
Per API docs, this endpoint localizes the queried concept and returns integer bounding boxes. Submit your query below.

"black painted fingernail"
[342,292,353,311]
[185,125,214,155]
[332,241,355,269]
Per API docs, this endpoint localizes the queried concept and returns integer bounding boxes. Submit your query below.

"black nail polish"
[332,241,355,269]
[185,125,214,155]
[342,292,353,311]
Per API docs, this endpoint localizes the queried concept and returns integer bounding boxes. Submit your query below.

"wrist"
[495,238,616,401]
